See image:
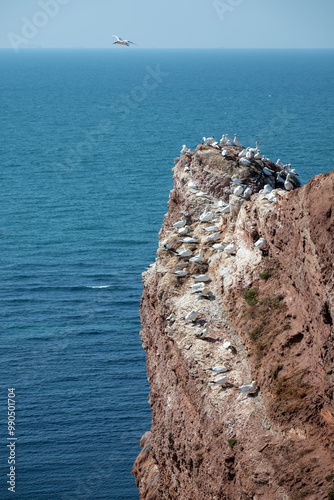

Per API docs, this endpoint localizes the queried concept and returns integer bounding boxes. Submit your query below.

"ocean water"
[0,49,333,499]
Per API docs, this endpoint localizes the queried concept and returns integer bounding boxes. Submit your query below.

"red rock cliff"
[132,144,334,500]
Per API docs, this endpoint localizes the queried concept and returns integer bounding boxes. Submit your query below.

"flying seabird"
[112,35,136,46]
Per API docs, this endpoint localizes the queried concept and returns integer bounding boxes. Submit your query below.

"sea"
[0,49,333,499]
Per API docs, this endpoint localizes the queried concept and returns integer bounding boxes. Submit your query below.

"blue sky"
[1,0,334,49]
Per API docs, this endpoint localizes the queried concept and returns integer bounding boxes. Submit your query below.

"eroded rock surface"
[133,143,334,500]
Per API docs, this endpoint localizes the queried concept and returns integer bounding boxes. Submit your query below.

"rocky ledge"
[132,139,334,500]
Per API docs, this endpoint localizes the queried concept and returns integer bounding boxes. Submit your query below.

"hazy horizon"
[1,0,334,51]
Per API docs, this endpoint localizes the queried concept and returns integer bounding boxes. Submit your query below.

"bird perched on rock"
[180,145,188,154]
[184,310,199,322]
[193,274,210,282]
[243,187,252,200]
[234,185,244,197]
[210,375,229,386]
[182,236,198,244]
[189,249,204,264]
[173,266,188,278]
[237,381,258,400]
[187,181,198,190]
[200,207,213,222]
[254,238,266,249]
[178,226,191,235]
[284,173,294,191]
[206,232,221,243]
[176,248,192,258]
[196,323,208,338]
[207,362,230,373]
[212,243,225,251]
[222,149,228,157]
[224,242,236,255]
[204,225,220,233]
[233,134,243,147]
[240,158,251,166]
[173,216,187,228]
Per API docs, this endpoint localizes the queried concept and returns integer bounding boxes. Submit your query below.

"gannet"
[166,314,176,322]
[200,207,213,222]
[162,239,176,250]
[246,149,254,160]
[176,248,192,258]
[206,232,221,242]
[207,362,230,373]
[254,238,266,249]
[238,149,247,158]
[184,310,199,322]
[265,191,277,203]
[187,181,198,190]
[222,149,228,157]
[180,145,188,154]
[263,167,274,176]
[233,134,242,147]
[240,158,251,166]
[211,141,220,149]
[224,242,236,254]
[182,237,198,244]
[189,249,204,263]
[173,216,187,228]
[243,187,252,199]
[202,136,214,145]
[263,184,273,193]
[112,35,136,46]
[210,375,229,386]
[184,166,190,172]
[195,286,210,297]
[276,159,284,167]
[212,243,225,251]
[196,191,209,198]
[233,186,244,197]
[189,282,206,290]
[231,175,243,184]
[248,141,260,154]
[204,225,220,232]
[220,134,227,145]
[193,274,210,282]
[196,324,208,338]
[254,152,261,160]
[237,381,258,400]
[224,134,233,146]
[284,173,294,191]
[173,267,188,277]
[221,205,230,214]
[178,226,190,235]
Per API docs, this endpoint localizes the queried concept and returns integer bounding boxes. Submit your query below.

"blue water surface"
[0,48,333,499]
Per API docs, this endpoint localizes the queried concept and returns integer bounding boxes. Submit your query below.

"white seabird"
[112,35,136,46]
[173,216,187,228]
[187,181,198,190]
[212,243,225,251]
[173,267,188,277]
[176,248,192,258]
[233,185,244,197]
[224,242,236,254]
[184,310,199,322]
[196,191,209,198]
[204,225,220,232]
[240,158,251,166]
[206,231,221,242]
[182,237,198,244]
[284,173,294,191]
[180,145,188,154]
[254,238,266,249]
[178,226,190,235]
[237,381,258,400]
[222,149,228,157]
[196,324,208,338]
[189,249,204,263]
[200,208,213,222]
[276,159,284,167]
[193,274,210,282]
[207,362,230,373]
[189,282,206,290]
[233,134,242,147]
[243,187,252,199]
[210,375,229,386]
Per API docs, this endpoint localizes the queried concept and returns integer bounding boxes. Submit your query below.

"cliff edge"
[133,141,334,500]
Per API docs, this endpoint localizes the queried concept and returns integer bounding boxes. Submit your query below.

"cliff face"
[133,144,334,500]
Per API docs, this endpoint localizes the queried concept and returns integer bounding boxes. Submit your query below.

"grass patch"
[272,364,283,379]
[228,438,237,449]
[292,490,309,500]
[275,370,310,415]
[326,472,334,482]
[243,288,258,306]
[329,487,334,499]
[259,271,271,280]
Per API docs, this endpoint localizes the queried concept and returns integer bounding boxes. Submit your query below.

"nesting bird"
[224,242,236,255]
[173,216,187,228]
[254,238,266,249]
[210,375,229,386]
[237,381,258,400]
[207,362,230,373]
